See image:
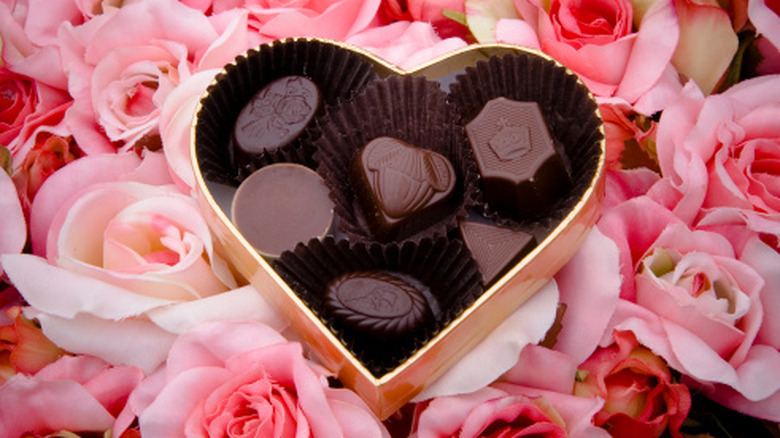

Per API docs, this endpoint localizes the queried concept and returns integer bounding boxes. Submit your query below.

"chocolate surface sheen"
[465,98,570,220]
[458,220,536,285]
[231,163,334,258]
[233,75,321,155]
[325,271,432,338]
[350,137,456,240]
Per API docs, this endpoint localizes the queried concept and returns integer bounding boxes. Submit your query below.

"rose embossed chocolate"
[232,75,321,156]
[465,97,570,221]
[325,271,433,339]
[350,136,456,240]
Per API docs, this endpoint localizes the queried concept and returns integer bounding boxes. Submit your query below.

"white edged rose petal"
[465,0,521,43]
[2,254,175,320]
[25,309,177,374]
[159,68,220,190]
[147,285,288,334]
[413,281,559,401]
[672,0,739,95]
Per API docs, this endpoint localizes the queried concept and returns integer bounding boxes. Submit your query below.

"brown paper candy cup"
[273,236,482,377]
[194,38,379,185]
[313,75,479,243]
[449,52,603,229]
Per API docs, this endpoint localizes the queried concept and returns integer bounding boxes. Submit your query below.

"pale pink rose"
[3,153,285,372]
[346,20,468,70]
[0,354,143,437]
[119,321,389,438]
[598,102,658,170]
[574,331,691,438]
[57,0,251,153]
[495,0,679,109]
[597,196,780,421]
[651,75,780,225]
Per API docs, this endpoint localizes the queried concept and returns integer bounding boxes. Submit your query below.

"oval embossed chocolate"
[350,137,455,239]
[326,271,432,338]
[233,75,321,155]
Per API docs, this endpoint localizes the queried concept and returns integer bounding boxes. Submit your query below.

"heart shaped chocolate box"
[192,38,605,419]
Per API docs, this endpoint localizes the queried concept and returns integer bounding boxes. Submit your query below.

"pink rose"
[0,67,71,156]
[0,354,143,438]
[3,153,285,372]
[748,0,780,55]
[599,102,658,170]
[14,131,83,216]
[493,0,679,109]
[346,20,468,70]
[58,0,250,153]
[574,331,691,438]
[597,196,780,420]
[652,75,780,226]
[120,321,389,438]
[412,345,610,438]
[404,0,469,38]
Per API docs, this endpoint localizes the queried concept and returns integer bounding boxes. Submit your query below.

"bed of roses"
[1,0,779,437]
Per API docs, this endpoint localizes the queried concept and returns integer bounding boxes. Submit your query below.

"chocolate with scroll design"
[350,137,455,239]
[325,271,433,338]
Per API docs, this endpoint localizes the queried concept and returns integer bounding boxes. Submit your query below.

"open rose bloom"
[119,321,389,438]
[598,195,780,420]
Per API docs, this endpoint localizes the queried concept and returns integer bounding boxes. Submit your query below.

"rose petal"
[553,227,622,363]
[671,0,739,95]
[615,0,678,102]
[466,0,523,43]
[146,285,288,335]
[413,281,559,401]
[0,170,26,275]
[2,254,175,320]
[29,153,145,256]
[494,18,542,49]
[26,309,177,373]
[0,374,115,437]
[500,344,579,394]
[748,0,780,52]
[139,367,233,437]
[740,237,780,348]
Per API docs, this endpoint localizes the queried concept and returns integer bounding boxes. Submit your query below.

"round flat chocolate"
[233,75,321,155]
[231,163,334,258]
[325,271,432,338]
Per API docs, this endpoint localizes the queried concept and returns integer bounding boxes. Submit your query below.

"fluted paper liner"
[313,75,479,242]
[449,52,603,229]
[273,236,482,377]
[195,38,379,185]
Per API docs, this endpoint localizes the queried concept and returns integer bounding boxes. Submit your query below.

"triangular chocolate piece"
[459,220,535,285]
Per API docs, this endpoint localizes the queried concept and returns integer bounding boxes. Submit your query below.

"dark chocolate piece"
[465,98,570,220]
[458,219,535,285]
[231,163,334,258]
[325,271,432,338]
[233,75,321,155]
[350,136,456,240]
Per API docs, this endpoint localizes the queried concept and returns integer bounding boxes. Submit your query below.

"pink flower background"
[1,0,779,437]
